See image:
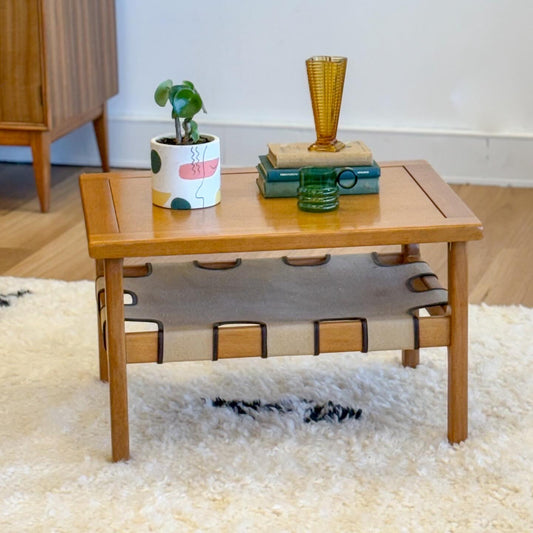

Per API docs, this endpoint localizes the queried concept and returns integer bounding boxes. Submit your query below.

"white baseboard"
[1,117,532,187]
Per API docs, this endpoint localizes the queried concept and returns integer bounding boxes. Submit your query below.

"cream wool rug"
[0,277,532,533]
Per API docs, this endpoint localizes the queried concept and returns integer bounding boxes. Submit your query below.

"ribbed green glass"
[297,167,339,212]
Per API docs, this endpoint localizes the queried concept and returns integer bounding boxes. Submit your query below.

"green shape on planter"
[151,149,162,173]
[171,197,192,210]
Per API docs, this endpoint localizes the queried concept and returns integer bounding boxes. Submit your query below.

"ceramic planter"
[150,134,221,209]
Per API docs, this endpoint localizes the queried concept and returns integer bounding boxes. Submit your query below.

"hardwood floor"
[0,162,532,306]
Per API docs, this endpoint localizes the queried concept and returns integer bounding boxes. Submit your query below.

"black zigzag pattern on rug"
[0,290,31,307]
[210,398,362,423]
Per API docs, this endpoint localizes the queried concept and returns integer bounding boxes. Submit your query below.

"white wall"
[2,0,533,185]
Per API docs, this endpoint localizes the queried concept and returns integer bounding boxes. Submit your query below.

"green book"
[256,171,379,198]
[257,155,381,182]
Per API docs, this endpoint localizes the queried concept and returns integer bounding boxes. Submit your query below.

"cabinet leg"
[104,258,129,461]
[30,131,51,212]
[93,103,111,172]
[447,242,468,444]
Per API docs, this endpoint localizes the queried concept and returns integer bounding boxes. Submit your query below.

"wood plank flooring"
[0,162,532,306]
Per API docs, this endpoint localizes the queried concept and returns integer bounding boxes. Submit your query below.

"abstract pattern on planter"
[151,135,221,210]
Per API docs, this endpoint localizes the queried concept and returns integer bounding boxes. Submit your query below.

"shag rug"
[1,277,532,533]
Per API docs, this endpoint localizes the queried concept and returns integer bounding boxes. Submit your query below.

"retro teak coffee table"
[80,161,483,462]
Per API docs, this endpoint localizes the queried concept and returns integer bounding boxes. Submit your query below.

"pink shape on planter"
[179,158,220,180]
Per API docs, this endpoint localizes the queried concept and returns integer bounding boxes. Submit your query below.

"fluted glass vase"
[306,56,347,152]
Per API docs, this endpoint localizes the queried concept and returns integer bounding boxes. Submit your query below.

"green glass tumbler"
[297,167,357,212]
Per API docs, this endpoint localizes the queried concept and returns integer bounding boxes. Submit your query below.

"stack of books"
[256,141,380,198]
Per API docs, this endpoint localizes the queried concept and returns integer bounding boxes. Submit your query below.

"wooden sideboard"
[0,0,118,212]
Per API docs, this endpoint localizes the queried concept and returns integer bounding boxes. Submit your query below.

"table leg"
[447,241,468,444]
[104,258,130,461]
[95,259,109,382]
[402,310,420,367]
[402,244,421,368]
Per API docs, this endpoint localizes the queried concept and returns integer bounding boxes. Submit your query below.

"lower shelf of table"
[123,314,451,364]
[97,251,452,364]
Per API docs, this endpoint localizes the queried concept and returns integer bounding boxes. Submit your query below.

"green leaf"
[189,120,199,143]
[154,79,173,106]
[168,84,185,101]
[182,118,199,143]
[170,87,203,119]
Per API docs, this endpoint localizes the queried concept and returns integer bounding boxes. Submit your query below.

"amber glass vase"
[306,56,347,152]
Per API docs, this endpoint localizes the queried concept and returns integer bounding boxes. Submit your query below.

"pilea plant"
[154,79,206,144]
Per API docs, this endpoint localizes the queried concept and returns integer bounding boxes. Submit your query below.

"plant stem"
[174,116,182,144]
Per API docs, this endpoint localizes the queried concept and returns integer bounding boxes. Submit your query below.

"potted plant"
[150,79,221,210]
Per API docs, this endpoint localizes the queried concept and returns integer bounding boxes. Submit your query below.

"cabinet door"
[0,0,45,127]
[43,0,118,131]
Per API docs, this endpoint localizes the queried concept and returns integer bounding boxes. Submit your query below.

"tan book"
[267,140,373,168]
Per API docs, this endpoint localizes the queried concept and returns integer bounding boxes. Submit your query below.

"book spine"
[259,160,381,182]
[256,175,379,198]
[258,164,300,181]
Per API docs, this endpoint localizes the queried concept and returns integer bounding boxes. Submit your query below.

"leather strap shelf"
[97,253,450,364]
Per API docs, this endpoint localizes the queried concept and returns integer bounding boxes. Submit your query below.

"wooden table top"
[79,160,483,259]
